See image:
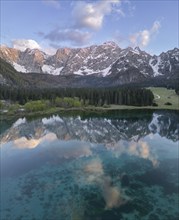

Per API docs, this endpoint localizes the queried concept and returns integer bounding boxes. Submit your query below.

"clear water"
[0,110,178,220]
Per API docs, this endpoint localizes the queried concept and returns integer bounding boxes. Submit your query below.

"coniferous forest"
[0,86,154,106]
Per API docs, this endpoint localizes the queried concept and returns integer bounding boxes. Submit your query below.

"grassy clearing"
[149,87,179,110]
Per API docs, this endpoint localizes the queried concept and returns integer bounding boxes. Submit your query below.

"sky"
[0,0,178,55]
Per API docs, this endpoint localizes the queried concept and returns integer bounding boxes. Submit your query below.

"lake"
[0,110,178,220]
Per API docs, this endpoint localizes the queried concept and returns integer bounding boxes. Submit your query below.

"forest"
[0,86,154,107]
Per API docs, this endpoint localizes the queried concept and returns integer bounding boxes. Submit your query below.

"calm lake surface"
[0,110,178,220]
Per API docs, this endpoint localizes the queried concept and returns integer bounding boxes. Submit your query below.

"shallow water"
[0,110,179,220]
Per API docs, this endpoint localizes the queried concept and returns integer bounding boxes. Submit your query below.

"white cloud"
[140,30,150,47]
[72,0,121,30]
[42,0,60,9]
[44,28,92,46]
[12,39,56,55]
[130,20,161,47]
[12,39,41,51]
[39,0,129,47]
[151,20,161,33]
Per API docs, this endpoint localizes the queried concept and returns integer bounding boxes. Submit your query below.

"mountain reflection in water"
[0,110,178,220]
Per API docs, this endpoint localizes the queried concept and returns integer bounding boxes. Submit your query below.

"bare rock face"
[0,46,20,63]
[0,42,178,79]
[18,48,47,73]
[110,47,153,78]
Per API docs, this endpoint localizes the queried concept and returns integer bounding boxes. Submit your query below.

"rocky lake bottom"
[0,110,178,220]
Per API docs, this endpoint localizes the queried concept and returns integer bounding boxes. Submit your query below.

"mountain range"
[0,42,179,87]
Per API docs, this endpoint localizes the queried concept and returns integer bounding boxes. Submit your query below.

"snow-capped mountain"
[149,48,179,77]
[40,41,121,76]
[0,42,178,78]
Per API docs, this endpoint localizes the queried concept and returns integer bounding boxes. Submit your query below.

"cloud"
[130,20,161,47]
[42,0,60,9]
[151,20,161,33]
[114,31,130,48]
[49,43,62,49]
[12,39,41,51]
[44,28,92,46]
[122,0,136,17]
[72,0,121,30]
[39,0,128,47]
[12,39,56,55]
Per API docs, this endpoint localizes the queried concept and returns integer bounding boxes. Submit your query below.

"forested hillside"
[0,58,29,86]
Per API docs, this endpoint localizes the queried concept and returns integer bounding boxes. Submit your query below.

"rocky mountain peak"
[134,46,141,53]
[24,48,46,62]
[55,47,71,57]
[0,43,178,79]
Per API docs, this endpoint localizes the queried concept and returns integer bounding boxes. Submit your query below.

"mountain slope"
[0,57,24,86]
[0,57,179,89]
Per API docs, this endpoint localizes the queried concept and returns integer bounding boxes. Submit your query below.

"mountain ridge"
[0,42,178,79]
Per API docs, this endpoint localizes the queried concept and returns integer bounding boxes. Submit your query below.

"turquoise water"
[0,110,178,220]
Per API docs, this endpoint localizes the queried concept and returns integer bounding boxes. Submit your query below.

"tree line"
[0,86,154,107]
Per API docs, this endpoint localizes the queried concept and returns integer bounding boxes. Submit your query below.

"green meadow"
[149,87,179,110]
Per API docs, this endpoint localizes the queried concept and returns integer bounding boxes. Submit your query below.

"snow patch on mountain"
[131,49,140,55]
[74,66,112,77]
[13,62,28,73]
[73,69,84,76]
[101,66,111,77]
[42,65,63,75]
[149,57,162,77]
[74,66,99,76]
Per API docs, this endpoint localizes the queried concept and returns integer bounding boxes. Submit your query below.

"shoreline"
[1,105,178,121]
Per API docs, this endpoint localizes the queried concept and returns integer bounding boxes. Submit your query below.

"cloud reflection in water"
[83,158,129,209]
[106,139,158,167]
